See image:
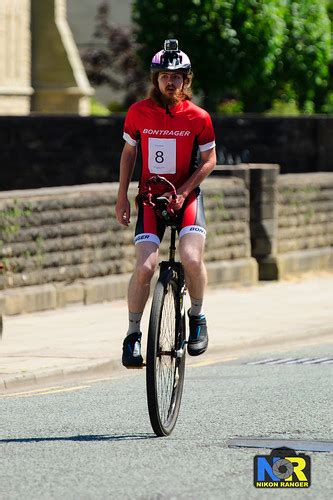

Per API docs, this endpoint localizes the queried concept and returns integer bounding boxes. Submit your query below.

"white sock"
[127,312,143,335]
[189,297,204,317]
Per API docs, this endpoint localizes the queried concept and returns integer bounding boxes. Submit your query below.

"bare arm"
[115,142,137,226]
[171,147,217,210]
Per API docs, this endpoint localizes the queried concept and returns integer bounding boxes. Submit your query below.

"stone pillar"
[31,0,94,115]
[249,164,280,279]
[211,163,281,280]
[0,0,33,114]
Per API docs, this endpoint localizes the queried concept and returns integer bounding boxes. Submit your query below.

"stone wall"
[0,184,123,289]
[0,178,257,314]
[1,169,332,315]
[277,173,333,253]
[210,166,333,280]
[248,171,333,279]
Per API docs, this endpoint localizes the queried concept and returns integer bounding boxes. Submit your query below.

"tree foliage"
[276,0,331,112]
[133,0,332,113]
[84,1,332,113]
[133,0,287,111]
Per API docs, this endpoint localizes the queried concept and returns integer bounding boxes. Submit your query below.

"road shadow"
[0,433,157,443]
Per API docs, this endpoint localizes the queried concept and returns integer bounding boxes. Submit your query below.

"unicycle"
[140,176,187,436]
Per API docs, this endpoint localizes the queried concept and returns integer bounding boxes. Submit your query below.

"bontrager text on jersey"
[143,129,191,136]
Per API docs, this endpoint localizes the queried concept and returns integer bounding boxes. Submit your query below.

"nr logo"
[253,447,311,488]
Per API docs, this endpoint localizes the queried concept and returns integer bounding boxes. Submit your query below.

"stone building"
[0,0,94,115]
[0,0,32,114]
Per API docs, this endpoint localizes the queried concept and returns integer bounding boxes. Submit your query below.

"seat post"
[169,226,177,262]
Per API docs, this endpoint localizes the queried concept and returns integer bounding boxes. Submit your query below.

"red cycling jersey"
[123,98,215,190]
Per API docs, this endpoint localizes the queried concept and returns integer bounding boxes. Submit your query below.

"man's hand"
[115,196,131,226]
[163,192,187,211]
[173,192,187,210]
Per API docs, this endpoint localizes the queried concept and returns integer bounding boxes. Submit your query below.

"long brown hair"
[149,72,193,107]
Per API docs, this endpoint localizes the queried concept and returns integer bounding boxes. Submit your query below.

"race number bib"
[148,138,176,174]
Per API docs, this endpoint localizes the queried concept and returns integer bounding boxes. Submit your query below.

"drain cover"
[247,357,333,365]
[228,438,333,453]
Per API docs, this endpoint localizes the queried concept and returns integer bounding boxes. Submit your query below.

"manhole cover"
[246,357,333,365]
[228,438,333,453]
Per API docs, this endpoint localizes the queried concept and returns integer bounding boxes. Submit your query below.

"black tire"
[146,275,186,436]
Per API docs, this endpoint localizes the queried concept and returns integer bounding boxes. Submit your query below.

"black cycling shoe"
[122,332,144,368]
[187,311,208,356]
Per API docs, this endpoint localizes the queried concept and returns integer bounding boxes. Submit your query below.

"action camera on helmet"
[164,39,178,51]
[164,39,179,52]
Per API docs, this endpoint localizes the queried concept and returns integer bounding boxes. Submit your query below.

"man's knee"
[134,244,159,284]
[179,235,205,273]
[180,246,204,273]
[182,254,204,274]
[135,261,157,284]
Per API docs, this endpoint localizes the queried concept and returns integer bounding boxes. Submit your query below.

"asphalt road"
[0,342,332,500]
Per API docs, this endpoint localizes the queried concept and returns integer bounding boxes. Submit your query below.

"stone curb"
[1,325,332,392]
[0,258,258,316]
[0,359,122,391]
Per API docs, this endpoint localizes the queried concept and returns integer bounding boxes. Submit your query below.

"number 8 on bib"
[148,138,176,174]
